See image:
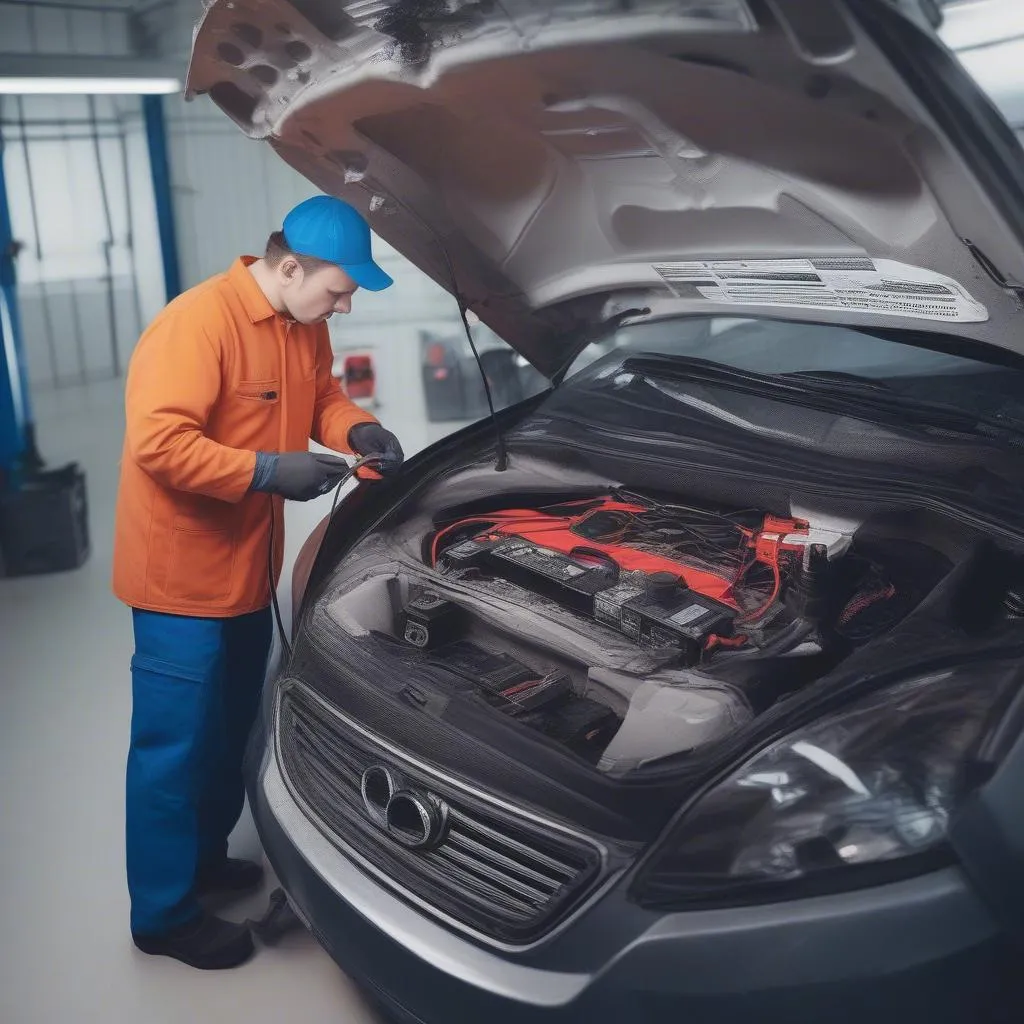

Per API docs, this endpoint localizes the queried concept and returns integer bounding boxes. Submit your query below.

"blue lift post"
[0,124,36,491]
[142,94,182,303]
[1,114,93,580]
[0,93,180,575]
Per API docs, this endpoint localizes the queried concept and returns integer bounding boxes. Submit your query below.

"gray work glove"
[251,451,351,501]
[348,422,404,477]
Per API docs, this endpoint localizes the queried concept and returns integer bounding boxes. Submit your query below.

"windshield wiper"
[785,370,892,392]
[781,368,1024,441]
[621,355,1024,446]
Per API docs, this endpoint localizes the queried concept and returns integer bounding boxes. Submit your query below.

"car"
[421,324,548,422]
[187,2,1024,1021]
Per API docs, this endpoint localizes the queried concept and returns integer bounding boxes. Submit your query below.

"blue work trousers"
[126,606,273,935]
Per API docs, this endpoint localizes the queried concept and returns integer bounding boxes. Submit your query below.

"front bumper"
[248,735,1019,1024]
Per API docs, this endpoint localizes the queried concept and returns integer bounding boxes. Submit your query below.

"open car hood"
[187,0,1024,378]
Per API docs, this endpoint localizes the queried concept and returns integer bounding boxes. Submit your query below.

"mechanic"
[111,195,404,971]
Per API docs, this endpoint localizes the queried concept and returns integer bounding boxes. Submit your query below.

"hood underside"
[187,0,1024,377]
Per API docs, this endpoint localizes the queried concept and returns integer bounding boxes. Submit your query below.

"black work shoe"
[195,857,265,897]
[132,913,255,970]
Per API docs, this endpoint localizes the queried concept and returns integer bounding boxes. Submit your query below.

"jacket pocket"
[166,517,236,604]
[236,378,281,403]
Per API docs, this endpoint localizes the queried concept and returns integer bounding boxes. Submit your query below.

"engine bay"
[308,466,1020,774]
[426,492,881,662]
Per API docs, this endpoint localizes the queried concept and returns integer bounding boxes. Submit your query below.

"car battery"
[479,539,617,615]
[619,575,736,664]
[519,697,621,762]
[594,580,648,629]
[400,591,466,649]
[437,537,496,574]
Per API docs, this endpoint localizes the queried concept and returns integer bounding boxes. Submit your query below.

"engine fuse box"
[619,575,736,664]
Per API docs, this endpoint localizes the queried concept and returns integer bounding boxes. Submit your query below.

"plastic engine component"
[503,672,574,715]
[487,540,617,613]
[432,640,534,692]
[400,590,465,649]
[598,680,750,773]
[518,698,621,763]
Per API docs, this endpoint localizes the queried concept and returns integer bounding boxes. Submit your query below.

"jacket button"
[263,391,278,400]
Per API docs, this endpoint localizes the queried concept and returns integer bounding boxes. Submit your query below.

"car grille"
[275,680,607,946]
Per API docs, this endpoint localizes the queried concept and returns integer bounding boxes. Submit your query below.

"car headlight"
[631,661,1021,909]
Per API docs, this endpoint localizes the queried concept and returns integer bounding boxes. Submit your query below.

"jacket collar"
[229,256,278,324]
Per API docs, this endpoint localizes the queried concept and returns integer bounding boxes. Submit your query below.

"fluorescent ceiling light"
[0,76,181,95]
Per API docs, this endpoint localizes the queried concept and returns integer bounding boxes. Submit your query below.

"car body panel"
[252,362,1024,1023]
[950,691,1024,943]
[187,0,1024,377]
[247,729,1017,1024]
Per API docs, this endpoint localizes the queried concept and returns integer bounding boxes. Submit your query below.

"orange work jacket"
[112,256,378,618]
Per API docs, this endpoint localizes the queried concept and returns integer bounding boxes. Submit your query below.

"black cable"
[424,226,507,470]
[458,302,508,471]
[14,96,59,388]
[268,501,290,661]
[87,95,121,378]
[267,454,383,665]
[368,192,508,470]
[116,114,146,342]
[59,135,88,386]
[710,619,817,665]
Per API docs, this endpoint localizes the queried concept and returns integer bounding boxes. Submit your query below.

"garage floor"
[0,378,464,1023]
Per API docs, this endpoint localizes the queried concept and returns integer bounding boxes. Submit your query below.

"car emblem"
[360,765,449,850]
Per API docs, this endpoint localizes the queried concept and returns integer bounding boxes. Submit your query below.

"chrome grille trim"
[274,679,613,948]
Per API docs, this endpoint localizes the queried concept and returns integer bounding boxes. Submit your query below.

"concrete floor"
[0,378,465,1023]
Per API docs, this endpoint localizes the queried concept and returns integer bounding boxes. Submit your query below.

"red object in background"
[343,354,376,401]
[425,342,447,367]
[425,344,451,380]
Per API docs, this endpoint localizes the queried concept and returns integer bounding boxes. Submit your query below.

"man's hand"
[348,423,404,477]
[251,451,352,501]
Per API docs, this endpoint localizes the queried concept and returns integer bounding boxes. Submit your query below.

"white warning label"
[652,257,988,323]
[670,603,711,627]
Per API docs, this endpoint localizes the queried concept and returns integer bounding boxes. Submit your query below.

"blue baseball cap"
[282,195,393,292]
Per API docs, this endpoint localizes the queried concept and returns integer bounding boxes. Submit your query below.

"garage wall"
[0,2,165,390]
[2,95,164,389]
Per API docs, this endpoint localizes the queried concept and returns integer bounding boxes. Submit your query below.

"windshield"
[564,316,1024,426]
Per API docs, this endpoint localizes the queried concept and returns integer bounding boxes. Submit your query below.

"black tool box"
[0,463,90,578]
